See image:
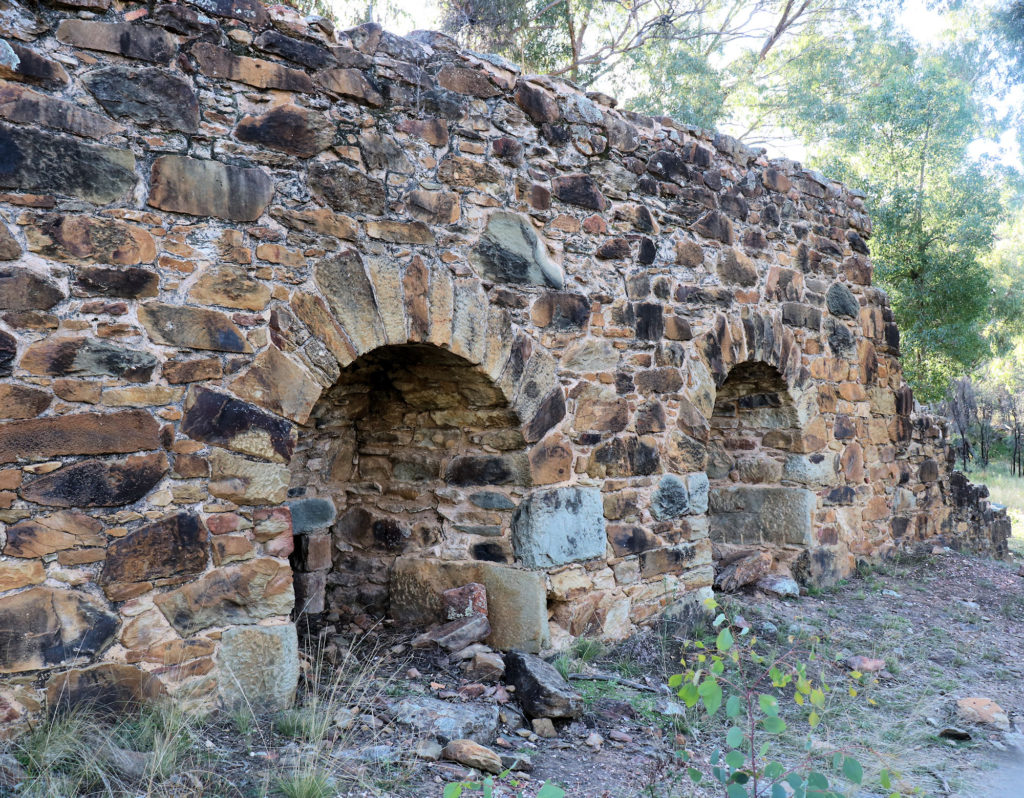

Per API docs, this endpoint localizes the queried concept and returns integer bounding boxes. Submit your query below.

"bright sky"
[336,0,1022,170]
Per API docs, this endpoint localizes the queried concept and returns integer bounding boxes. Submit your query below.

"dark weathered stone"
[552,174,606,211]
[100,512,208,596]
[191,42,313,92]
[154,558,294,635]
[0,41,69,87]
[0,329,12,378]
[0,587,118,673]
[511,486,605,568]
[316,68,384,105]
[139,302,251,352]
[184,0,269,26]
[0,223,19,260]
[635,303,664,340]
[235,104,333,158]
[709,486,815,546]
[0,266,64,310]
[589,436,660,477]
[694,210,733,244]
[388,695,499,745]
[150,3,222,38]
[438,65,499,98]
[445,455,525,486]
[504,650,582,719]
[475,211,563,288]
[0,409,161,464]
[826,281,860,318]
[148,155,274,222]
[0,123,136,203]
[21,452,167,507]
[826,318,856,356]
[21,337,157,381]
[651,474,689,520]
[308,161,386,215]
[287,498,337,534]
[182,386,296,463]
[513,80,560,124]
[0,82,122,139]
[46,663,166,714]
[781,302,822,330]
[413,614,491,651]
[56,20,177,64]
[82,66,200,133]
[254,29,336,69]
[75,266,159,298]
[523,389,566,444]
[717,248,757,286]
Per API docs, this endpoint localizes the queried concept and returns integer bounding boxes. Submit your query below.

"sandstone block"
[25,213,156,265]
[717,248,757,286]
[316,68,383,105]
[514,80,560,123]
[0,384,51,419]
[191,42,313,92]
[504,650,582,719]
[0,265,65,310]
[0,82,121,140]
[154,558,293,635]
[271,206,357,239]
[442,740,502,774]
[826,282,859,318]
[709,486,815,547]
[474,211,563,288]
[651,474,689,520]
[254,30,336,69]
[57,20,176,64]
[217,623,298,710]
[552,174,606,211]
[388,695,499,744]
[83,66,199,134]
[308,161,386,215]
[148,155,274,222]
[22,336,157,381]
[287,498,336,534]
[438,65,499,97]
[184,0,269,26]
[183,386,296,462]
[163,357,222,384]
[188,266,271,311]
[4,511,104,557]
[46,663,165,714]
[0,41,69,87]
[0,409,160,464]
[74,266,159,299]
[511,486,605,568]
[0,559,44,592]
[20,452,167,507]
[0,587,118,673]
[99,512,208,598]
[208,448,290,504]
[0,123,136,203]
[235,104,333,158]
[139,301,251,352]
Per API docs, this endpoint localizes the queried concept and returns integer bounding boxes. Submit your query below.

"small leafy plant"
[444,769,566,798]
[668,597,897,798]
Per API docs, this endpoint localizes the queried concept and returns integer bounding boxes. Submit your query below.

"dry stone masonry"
[0,0,1008,725]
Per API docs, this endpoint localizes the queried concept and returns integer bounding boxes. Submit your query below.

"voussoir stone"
[99,512,208,598]
[474,211,563,289]
[217,623,299,711]
[83,65,200,134]
[25,213,156,265]
[235,104,334,158]
[504,650,582,719]
[139,301,252,353]
[511,486,605,568]
[0,266,65,310]
[0,123,136,203]
[148,155,274,222]
[229,345,322,424]
[191,42,313,92]
[0,587,118,673]
[0,409,161,464]
[56,19,177,64]
[182,386,296,462]
[154,557,294,635]
[21,336,158,381]
[20,452,167,508]
[308,161,386,215]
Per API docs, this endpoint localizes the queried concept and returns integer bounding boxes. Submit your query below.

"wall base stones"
[0,0,1006,728]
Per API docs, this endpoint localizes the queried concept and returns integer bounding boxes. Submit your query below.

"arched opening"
[707,361,815,558]
[288,344,528,629]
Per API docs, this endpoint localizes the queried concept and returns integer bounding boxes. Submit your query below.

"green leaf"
[443,785,464,798]
[810,688,825,708]
[726,726,745,748]
[668,673,683,689]
[688,767,703,783]
[758,694,780,716]
[880,769,892,789]
[537,784,566,798]
[679,682,699,707]
[726,694,741,718]
[772,786,789,798]
[807,772,830,789]
[716,627,735,652]
[698,678,723,716]
[764,761,783,780]
[483,776,493,798]
[761,716,786,734]
[711,660,725,675]
[725,749,746,770]
[726,783,749,798]
[842,756,864,785]
[832,752,843,770]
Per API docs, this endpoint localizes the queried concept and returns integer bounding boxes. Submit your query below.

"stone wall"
[0,0,1007,725]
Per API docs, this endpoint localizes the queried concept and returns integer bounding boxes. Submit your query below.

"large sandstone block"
[209,448,290,504]
[308,162,386,215]
[25,213,156,265]
[229,345,322,424]
[20,452,167,507]
[0,266,64,310]
[390,557,548,652]
[154,558,294,635]
[217,623,298,710]
[511,486,606,568]
[99,513,208,599]
[46,663,166,714]
[139,301,252,352]
[182,386,296,462]
[192,43,313,92]
[83,66,200,134]
[0,82,122,139]
[149,155,274,222]
[57,20,177,63]
[4,511,104,557]
[21,337,157,381]
[709,486,815,547]
[0,410,160,464]
[235,104,333,158]
[0,587,118,673]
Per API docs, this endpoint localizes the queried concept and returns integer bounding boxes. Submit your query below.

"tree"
[946,377,978,470]
[761,19,1014,401]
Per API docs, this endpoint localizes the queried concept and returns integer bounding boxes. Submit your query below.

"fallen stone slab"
[504,650,582,719]
[388,696,499,744]
[412,613,490,652]
[442,739,502,774]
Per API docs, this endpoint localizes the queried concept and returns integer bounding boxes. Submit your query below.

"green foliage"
[443,769,566,797]
[669,597,892,798]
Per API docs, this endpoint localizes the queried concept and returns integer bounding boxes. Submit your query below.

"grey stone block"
[651,474,689,520]
[709,486,814,546]
[511,486,606,568]
[217,623,298,711]
[287,497,336,534]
